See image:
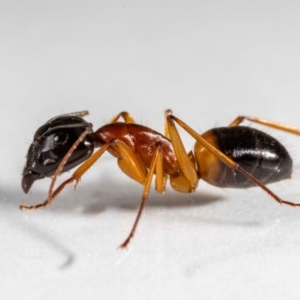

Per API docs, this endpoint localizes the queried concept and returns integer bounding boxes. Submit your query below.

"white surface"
[1,1,300,299]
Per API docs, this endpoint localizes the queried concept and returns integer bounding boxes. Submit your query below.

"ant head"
[22,115,94,194]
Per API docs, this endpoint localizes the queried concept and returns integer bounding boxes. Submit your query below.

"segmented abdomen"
[204,126,292,188]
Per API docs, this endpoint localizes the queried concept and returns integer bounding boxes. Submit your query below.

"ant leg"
[119,143,164,248]
[166,115,198,192]
[100,139,165,247]
[19,138,146,210]
[165,110,198,192]
[167,115,300,207]
[110,112,135,123]
[20,127,90,210]
[103,134,166,191]
[229,116,300,135]
[19,141,113,210]
[154,142,166,193]
[113,139,148,184]
[164,109,172,139]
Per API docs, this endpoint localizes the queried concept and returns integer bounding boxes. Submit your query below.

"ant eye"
[53,132,68,146]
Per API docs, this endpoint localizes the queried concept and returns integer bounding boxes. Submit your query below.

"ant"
[20,110,300,248]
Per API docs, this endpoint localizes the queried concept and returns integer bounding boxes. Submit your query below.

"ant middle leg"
[229,116,300,135]
[167,114,300,207]
[110,112,135,123]
[111,110,173,141]
[119,142,165,248]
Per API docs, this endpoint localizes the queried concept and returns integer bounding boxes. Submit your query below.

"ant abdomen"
[195,126,293,188]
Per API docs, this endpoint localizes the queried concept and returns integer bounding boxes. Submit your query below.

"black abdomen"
[210,126,293,187]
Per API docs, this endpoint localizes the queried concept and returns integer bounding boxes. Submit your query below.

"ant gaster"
[21,110,300,248]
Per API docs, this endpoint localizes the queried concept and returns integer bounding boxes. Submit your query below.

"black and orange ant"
[20,110,300,248]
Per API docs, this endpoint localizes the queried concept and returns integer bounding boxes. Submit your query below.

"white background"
[1,1,300,299]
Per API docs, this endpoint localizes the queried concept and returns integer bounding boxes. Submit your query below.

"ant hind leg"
[229,116,300,135]
[167,114,300,207]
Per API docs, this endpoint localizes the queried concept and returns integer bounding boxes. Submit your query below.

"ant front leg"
[19,139,113,210]
[229,116,300,135]
[167,114,300,208]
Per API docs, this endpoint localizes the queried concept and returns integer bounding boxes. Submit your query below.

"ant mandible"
[20,110,300,248]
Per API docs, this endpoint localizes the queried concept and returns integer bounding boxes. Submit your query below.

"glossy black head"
[22,115,94,193]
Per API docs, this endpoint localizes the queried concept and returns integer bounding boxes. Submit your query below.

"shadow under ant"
[15,176,266,228]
